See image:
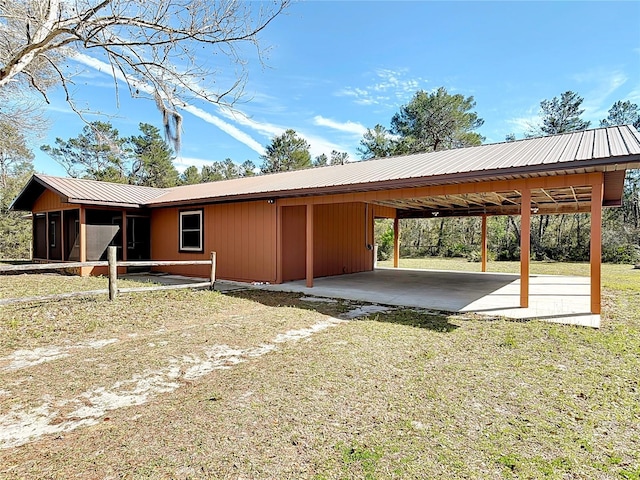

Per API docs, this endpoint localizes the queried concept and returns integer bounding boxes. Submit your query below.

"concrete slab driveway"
[248,267,599,328]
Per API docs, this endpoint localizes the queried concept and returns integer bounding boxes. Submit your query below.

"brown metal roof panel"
[619,125,640,154]
[556,132,584,162]
[499,136,546,168]
[540,134,572,165]
[576,129,595,161]
[149,126,640,205]
[606,127,629,157]
[37,175,168,206]
[593,128,611,158]
[528,135,566,166]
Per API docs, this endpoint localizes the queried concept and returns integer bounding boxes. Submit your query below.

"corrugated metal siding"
[150,201,277,282]
[313,203,373,278]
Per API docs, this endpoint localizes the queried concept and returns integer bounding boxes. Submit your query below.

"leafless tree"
[0,0,290,148]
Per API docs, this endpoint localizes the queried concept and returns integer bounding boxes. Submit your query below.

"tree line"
[2,1,638,263]
[1,88,639,261]
[369,90,640,265]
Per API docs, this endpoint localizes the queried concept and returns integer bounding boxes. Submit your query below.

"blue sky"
[32,1,640,176]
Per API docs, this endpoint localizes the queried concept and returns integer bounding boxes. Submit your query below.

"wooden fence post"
[108,246,118,301]
[210,251,217,290]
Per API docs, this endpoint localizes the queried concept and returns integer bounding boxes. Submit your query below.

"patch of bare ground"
[0,268,638,479]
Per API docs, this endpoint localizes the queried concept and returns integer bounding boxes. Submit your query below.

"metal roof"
[10,174,168,210]
[149,125,640,207]
[10,125,640,212]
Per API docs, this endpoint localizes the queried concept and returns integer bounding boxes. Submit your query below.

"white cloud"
[181,105,266,155]
[506,67,636,135]
[72,53,267,156]
[627,88,640,103]
[313,116,367,136]
[173,156,219,173]
[71,53,359,163]
[572,68,631,120]
[337,68,427,106]
[507,114,539,134]
[215,106,284,139]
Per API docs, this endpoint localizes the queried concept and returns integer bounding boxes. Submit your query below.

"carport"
[271,126,640,325]
[249,267,598,327]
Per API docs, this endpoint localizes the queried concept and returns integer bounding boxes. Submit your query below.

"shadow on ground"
[226,289,460,333]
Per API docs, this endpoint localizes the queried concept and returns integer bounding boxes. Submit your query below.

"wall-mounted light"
[267,199,275,204]
[432,211,440,217]
[531,207,539,214]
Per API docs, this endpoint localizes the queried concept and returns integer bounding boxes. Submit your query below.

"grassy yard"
[0,262,638,479]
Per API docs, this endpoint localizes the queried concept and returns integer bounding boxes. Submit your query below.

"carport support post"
[590,178,603,314]
[306,203,314,288]
[481,215,488,272]
[393,217,400,268]
[520,189,531,308]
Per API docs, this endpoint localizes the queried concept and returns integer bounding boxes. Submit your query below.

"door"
[281,206,306,282]
[48,212,62,261]
[127,216,151,264]
[64,209,80,261]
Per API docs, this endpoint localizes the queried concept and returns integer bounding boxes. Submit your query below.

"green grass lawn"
[378,256,637,291]
[0,264,638,479]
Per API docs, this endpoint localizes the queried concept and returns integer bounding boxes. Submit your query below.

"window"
[179,210,203,252]
[49,220,56,247]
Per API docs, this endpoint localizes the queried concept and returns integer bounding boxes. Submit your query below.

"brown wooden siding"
[373,204,397,219]
[313,202,373,278]
[150,201,277,282]
[32,190,76,212]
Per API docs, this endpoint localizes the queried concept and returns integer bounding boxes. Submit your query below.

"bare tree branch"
[0,0,290,149]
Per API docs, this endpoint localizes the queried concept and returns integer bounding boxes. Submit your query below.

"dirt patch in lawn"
[0,272,639,479]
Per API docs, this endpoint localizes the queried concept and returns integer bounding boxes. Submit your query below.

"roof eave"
[70,198,145,209]
[9,175,50,211]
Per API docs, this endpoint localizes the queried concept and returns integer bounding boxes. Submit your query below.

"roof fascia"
[69,198,144,209]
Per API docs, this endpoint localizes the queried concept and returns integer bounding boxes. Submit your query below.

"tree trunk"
[436,218,446,254]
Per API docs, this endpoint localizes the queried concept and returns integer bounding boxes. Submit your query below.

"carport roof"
[10,125,640,212]
[149,125,640,206]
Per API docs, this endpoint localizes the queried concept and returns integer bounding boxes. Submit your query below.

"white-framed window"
[179,210,203,252]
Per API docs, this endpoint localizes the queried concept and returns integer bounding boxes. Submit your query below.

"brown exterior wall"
[281,206,306,281]
[32,190,76,212]
[312,202,374,278]
[150,201,277,282]
[372,204,397,219]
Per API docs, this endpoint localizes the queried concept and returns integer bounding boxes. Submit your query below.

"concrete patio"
[125,267,600,328]
[234,267,600,328]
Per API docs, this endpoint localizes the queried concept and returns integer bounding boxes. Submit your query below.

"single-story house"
[10,125,640,314]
